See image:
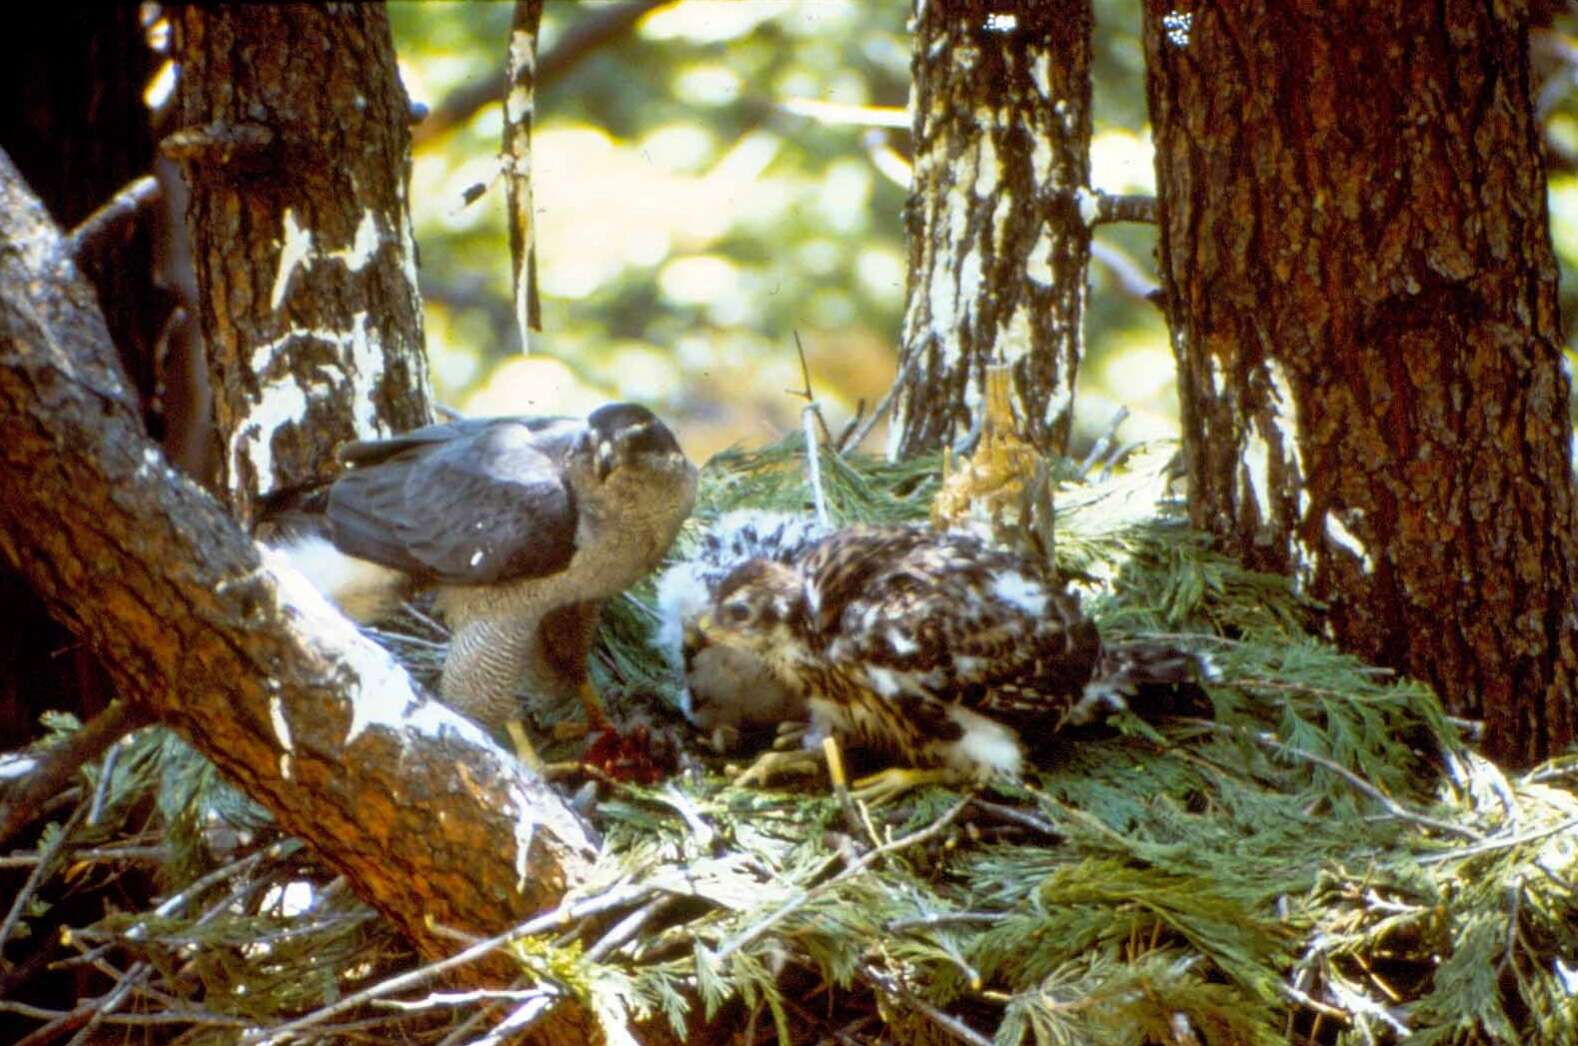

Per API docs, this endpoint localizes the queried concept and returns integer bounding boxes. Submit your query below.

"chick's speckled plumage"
[700,524,1105,779]
[654,511,830,750]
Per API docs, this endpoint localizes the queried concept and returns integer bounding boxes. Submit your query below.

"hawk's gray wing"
[327,419,580,584]
[336,415,579,468]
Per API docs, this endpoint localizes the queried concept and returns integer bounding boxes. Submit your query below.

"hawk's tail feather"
[268,533,411,624]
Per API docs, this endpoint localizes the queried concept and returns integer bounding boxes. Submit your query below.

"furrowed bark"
[1143,1,1578,765]
[889,0,1093,459]
[167,4,431,521]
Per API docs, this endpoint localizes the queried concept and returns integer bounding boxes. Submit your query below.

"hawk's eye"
[721,601,752,625]
[622,424,675,457]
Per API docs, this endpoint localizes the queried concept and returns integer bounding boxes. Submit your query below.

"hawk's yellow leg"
[505,718,546,775]
[550,681,612,741]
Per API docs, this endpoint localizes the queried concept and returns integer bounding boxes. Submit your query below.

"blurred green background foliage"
[391,1,1578,463]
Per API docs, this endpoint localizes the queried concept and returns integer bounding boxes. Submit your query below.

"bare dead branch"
[0,699,153,848]
[65,175,161,260]
[1086,190,1158,225]
[413,0,674,147]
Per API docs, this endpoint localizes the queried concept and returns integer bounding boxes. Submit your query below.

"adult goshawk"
[272,402,697,747]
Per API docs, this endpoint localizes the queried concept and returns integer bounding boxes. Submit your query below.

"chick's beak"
[690,612,716,641]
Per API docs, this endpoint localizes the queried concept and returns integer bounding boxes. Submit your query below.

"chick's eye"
[721,601,752,625]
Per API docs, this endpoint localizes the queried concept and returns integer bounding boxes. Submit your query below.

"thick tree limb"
[0,147,601,1031]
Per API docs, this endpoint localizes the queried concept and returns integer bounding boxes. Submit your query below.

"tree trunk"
[0,148,604,1040]
[888,0,1093,459]
[0,6,167,752]
[167,4,431,521]
[1143,2,1578,766]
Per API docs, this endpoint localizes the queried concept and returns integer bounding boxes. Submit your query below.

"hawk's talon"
[551,719,592,742]
[733,748,825,788]
[849,767,964,806]
[548,680,613,741]
[576,680,612,733]
[772,720,811,750]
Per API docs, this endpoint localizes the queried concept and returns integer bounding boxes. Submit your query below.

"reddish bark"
[1144,1,1578,765]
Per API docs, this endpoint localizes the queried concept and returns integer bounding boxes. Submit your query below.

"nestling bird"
[267,403,697,751]
[654,511,829,751]
[694,523,1212,796]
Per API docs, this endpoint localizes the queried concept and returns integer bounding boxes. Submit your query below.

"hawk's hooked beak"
[593,437,617,481]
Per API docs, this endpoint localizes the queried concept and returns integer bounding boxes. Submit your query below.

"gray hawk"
[692,523,1214,798]
[270,402,697,750]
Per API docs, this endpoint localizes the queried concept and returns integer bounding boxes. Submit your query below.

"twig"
[13,960,150,1046]
[363,626,447,652]
[465,992,559,1046]
[1417,815,1578,865]
[434,1002,504,1046]
[86,730,135,826]
[775,98,910,128]
[1076,406,1129,479]
[1183,719,1482,842]
[785,332,834,526]
[835,397,867,450]
[857,961,992,1046]
[1522,757,1577,784]
[373,987,551,1012]
[0,803,86,956]
[0,843,165,868]
[653,782,716,851]
[841,354,917,454]
[1085,190,1158,225]
[0,1000,66,1021]
[886,912,1007,932]
[966,797,1061,839]
[243,882,654,1044]
[0,699,153,848]
[584,896,667,963]
[89,1010,252,1029]
[1089,239,1160,303]
[712,797,968,963]
[787,332,835,447]
[65,175,160,259]
[61,963,146,1046]
[128,839,299,939]
[813,1013,877,1046]
[803,407,830,528]
[412,0,671,147]
[1277,980,1350,1023]
[397,600,451,638]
